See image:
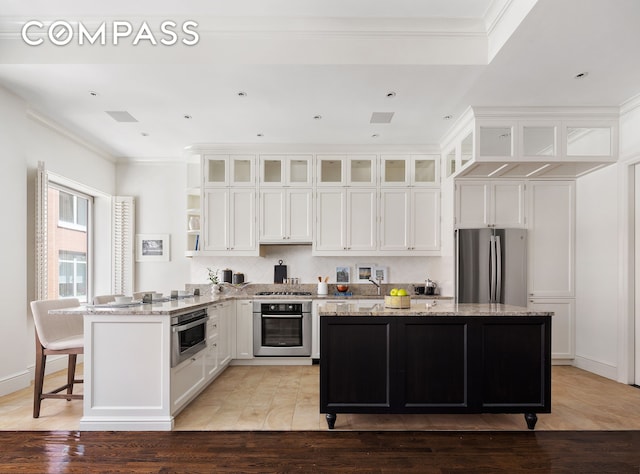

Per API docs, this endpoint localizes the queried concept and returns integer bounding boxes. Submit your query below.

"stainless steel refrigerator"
[455,228,527,306]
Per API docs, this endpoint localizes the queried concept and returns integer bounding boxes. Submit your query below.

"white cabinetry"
[171,350,206,414]
[186,156,201,255]
[204,154,256,187]
[528,298,575,361]
[528,181,575,297]
[203,188,257,255]
[235,300,254,359]
[379,188,440,253]
[314,188,377,254]
[455,180,525,228]
[316,154,377,186]
[206,301,233,381]
[259,188,313,243]
[380,154,440,186]
[528,180,575,361]
[259,154,313,186]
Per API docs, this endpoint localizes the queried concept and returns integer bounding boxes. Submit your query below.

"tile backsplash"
[189,245,453,296]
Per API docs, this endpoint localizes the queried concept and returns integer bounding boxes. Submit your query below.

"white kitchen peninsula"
[51,296,226,431]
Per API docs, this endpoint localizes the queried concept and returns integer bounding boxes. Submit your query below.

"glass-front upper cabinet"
[519,122,558,158]
[347,155,377,186]
[381,155,439,186]
[316,155,346,186]
[477,123,516,159]
[260,155,313,186]
[460,133,473,168]
[564,124,614,157]
[204,154,256,187]
[445,149,456,178]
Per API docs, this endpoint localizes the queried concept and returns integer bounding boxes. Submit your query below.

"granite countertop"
[318,301,554,317]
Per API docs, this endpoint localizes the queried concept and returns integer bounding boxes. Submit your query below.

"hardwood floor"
[1,430,639,473]
[2,364,640,431]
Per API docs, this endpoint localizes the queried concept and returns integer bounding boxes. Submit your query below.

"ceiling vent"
[106,111,138,123]
[370,112,394,124]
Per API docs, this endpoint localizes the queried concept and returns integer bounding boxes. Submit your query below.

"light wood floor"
[1,365,640,431]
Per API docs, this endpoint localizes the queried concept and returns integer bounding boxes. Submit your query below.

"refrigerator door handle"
[495,235,502,303]
[489,236,496,302]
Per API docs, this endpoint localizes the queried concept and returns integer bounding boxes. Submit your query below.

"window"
[58,251,87,298]
[58,190,88,231]
[47,184,92,303]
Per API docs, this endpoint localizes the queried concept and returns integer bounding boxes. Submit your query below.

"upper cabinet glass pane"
[350,159,372,183]
[461,133,473,166]
[289,160,309,183]
[320,159,342,183]
[479,126,512,157]
[414,159,436,183]
[263,160,282,183]
[384,160,405,183]
[566,127,611,156]
[233,159,252,183]
[207,159,226,183]
[446,150,456,177]
[523,126,555,156]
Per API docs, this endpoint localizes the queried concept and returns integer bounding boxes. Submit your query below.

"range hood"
[456,160,612,179]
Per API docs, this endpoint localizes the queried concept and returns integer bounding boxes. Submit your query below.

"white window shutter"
[35,161,48,300]
[112,196,135,296]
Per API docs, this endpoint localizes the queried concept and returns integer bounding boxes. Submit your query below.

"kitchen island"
[318,301,552,430]
[50,295,228,431]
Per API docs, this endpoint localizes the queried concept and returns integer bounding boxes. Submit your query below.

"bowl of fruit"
[384,288,410,308]
[336,284,349,293]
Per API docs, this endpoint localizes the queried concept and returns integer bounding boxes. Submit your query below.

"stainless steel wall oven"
[171,308,208,367]
[253,301,312,356]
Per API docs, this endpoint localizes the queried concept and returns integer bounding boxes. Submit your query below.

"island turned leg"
[326,413,336,429]
[525,413,538,430]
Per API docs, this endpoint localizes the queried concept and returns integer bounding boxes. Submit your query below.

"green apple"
[389,288,399,296]
[397,289,408,296]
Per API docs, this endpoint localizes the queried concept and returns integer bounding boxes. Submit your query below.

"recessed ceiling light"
[443,114,454,120]
[89,90,98,97]
[257,133,264,137]
[386,92,396,98]
[237,91,248,97]
[183,114,192,119]
[574,72,589,79]
[313,115,322,120]
[371,133,380,138]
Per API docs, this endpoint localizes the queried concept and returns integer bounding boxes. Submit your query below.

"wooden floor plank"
[1,430,639,473]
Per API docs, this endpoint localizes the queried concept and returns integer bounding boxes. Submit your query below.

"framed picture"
[336,266,350,283]
[373,266,388,283]
[355,263,375,283]
[136,234,170,262]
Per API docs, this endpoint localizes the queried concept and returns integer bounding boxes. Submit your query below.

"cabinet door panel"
[347,189,376,251]
[203,189,228,250]
[492,182,525,228]
[316,190,345,250]
[229,190,255,251]
[412,189,440,250]
[260,190,285,241]
[287,189,313,241]
[400,321,467,406]
[322,321,391,407]
[456,182,489,228]
[528,181,575,297]
[528,298,574,359]
[380,190,409,250]
[481,321,549,408]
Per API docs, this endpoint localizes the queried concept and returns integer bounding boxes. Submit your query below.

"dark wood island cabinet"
[319,302,552,430]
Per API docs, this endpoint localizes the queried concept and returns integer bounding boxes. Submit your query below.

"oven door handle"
[172,316,209,333]
[261,314,303,319]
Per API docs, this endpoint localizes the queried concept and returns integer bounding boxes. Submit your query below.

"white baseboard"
[0,354,84,397]
[573,355,618,381]
[0,370,31,397]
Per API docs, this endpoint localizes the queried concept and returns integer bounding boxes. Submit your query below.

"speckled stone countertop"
[318,301,553,317]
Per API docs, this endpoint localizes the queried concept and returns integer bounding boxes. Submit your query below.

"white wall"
[575,165,619,376]
[116,162,191,295]
[0,85,117,396]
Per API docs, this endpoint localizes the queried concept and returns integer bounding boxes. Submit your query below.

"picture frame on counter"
[355,263,375,283]
[136,234,170,262]
[336,266,350,283]
[373,266,388,283]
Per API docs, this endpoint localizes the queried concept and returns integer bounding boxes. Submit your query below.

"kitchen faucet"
[368,278,382,296]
